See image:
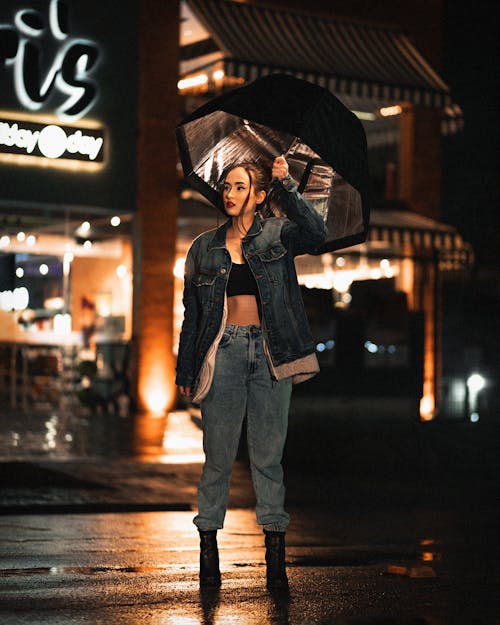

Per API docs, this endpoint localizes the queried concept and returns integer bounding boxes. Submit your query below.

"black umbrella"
[175,73,370,253]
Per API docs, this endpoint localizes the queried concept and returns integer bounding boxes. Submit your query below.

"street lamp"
[466,373,486,422]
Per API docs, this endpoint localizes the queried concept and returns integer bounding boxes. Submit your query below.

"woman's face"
[222,167,265,218]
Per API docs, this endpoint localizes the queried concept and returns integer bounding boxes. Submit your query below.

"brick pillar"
[132,0,179,439]
[399,105,442,220]
[399,106,443,419]
[413,257,442,420]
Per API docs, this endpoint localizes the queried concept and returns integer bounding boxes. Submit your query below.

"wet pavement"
[0,408,499,623]
[1,504,499,624]
[0,406,136,460]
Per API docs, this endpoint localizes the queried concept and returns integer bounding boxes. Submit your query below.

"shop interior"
[0,207,133,415]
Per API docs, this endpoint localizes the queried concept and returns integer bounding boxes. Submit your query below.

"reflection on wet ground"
[135,410,205,464]
[0,565,166,576]
[0,408,204,463]
[0,506,498,625]
[1,405,499,623]
[0,408,135,459]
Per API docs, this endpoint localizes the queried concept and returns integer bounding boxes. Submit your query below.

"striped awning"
[184,0,461,120]
[178,189,473,271]
[367,209,473,270]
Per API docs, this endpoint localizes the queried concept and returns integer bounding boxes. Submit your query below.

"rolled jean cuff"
[263,521,288,532]
[193,515,223,532]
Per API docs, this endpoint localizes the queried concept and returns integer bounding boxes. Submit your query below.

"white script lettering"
[0,120,103,161]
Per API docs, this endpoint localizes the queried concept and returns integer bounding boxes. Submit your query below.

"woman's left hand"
[272,155,289,180]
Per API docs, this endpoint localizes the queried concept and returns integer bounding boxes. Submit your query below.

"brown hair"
[225,161,269,193]
[221,161,270,214]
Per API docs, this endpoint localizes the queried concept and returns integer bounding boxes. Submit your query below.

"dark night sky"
[442,0,500,268]
[441,0,500,375]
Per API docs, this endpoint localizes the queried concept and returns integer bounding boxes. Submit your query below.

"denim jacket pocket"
[193,272,218,308]
[257,242,287,262]
[193,272,217,286]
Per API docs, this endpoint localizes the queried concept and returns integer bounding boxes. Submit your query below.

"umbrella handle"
[271,154,289,181]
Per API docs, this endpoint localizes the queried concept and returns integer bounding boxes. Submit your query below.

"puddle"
[0,565,168,577]
[290,549,421,567]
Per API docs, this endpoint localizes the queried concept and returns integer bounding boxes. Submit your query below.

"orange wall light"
[140,362,173,417]
[419,390,435,421]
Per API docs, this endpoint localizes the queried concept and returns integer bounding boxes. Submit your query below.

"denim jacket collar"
[207,214,264,251]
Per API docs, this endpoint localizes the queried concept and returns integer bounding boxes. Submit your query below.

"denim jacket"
[175,177,328,398]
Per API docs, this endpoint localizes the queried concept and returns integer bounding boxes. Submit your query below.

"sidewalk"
[1,410,499,624]
[0,410,257,514]
[1,408,498,515]
[3,504,499,625]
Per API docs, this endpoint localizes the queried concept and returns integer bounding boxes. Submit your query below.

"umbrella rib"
[177,72,370,251]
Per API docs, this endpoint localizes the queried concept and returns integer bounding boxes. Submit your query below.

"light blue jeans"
[194,324,292,532]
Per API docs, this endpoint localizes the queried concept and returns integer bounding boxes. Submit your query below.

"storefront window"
[294,251,423,399]
[0,212,133,415]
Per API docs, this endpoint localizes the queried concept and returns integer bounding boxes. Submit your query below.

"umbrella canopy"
[175,73,370,253]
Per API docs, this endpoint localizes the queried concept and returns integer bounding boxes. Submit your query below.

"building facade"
[0,0,179,444]
[0,0,473,454]
[177,0,472,421]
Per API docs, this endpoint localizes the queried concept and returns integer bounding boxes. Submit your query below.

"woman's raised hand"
[272,156,289,180]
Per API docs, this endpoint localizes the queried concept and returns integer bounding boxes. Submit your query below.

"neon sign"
[0,0,102,121]
[0,117,104,162]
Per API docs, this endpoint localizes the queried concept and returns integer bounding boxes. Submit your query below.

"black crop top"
[226,262,259,297]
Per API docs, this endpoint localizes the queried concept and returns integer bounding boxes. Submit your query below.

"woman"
[176,156,327,590]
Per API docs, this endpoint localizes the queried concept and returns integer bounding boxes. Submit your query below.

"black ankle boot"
[199,530,221,588]
[264,530,289,591]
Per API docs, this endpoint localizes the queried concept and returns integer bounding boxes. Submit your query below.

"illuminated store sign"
[0,117,104,163]
[0,0,102,121]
